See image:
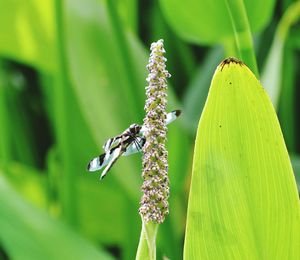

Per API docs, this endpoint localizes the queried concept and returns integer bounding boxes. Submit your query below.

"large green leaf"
[0,0,56,72]
[159,0,275,45]
[0,174,113,260]
[184,58,300,259]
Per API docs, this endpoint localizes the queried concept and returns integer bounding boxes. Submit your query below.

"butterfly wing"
[87,136,144,176]
[87,141,125,172]
[102,135,122,152]
[123,137,146,156]
[100,135,142,180]
[166,110,181,125]
[87,152,110,172]
[88,110,181,174]
[100,145,126,180]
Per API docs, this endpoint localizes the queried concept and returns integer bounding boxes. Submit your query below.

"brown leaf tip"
[220,57,244,71]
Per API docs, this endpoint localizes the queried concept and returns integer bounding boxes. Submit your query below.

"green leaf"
[278,42,297,152]
[262,1,300,108]
[148,1,197,91]
[77,177,138,245]
[0,174,113,260]
[290,154,300,192]
[183,47,223,134]
[261,2,300,152]
[117,0,138,32]
[184,58,300,259]
[4,162,48,209]
[0,0,56,72]
[159,0,275,45]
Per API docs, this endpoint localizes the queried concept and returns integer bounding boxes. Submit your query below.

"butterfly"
[87,110,181,180]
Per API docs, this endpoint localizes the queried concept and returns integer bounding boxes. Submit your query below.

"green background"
[0,0,299,259]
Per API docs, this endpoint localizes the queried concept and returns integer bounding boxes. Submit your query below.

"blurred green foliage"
[0,0,299,259]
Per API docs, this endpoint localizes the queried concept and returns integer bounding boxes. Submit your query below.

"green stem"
[279,44,295,152]
[277,1,300,41]
[223,37,239,57]
[224,0,259,77]
[136,221,158,260]
[54,0,77,227]
[277,1,300,153]
[125,0,138,32]
[261,2,300,109]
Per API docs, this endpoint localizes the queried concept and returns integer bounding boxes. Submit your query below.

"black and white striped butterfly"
[87,110,181,180]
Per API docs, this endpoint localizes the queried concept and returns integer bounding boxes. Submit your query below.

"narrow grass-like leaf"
[117,0,138,32]
[224,0,258,76]
[184,58,300,259]
[262,1,300,108]
[290,154,300,193]
[261,2,300,152]
[279,44,297,152]
[54,0,78,226]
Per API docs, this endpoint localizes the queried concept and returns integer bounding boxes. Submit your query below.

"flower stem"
[224,0,259,77]
[136,39,170,260]
[136,221,158,260]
